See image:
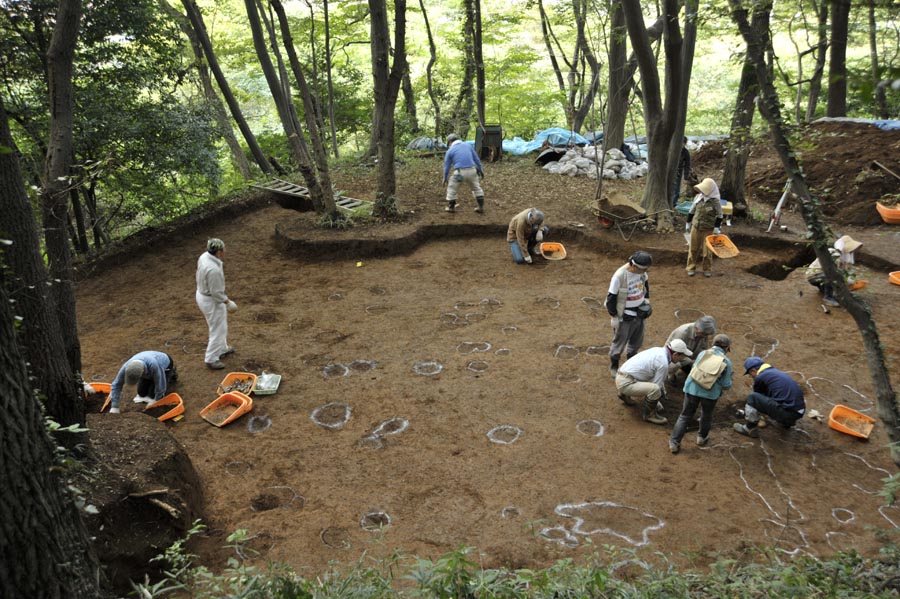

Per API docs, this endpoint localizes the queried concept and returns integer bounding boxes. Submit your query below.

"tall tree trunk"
[181,0,273,174]
[868,0,887,119]
[369,0,407,198]
[605,0,628,151]
[730,0,900,468]
[69,187,89,254]
[42,0,82,375]
[622,0,682,229]
[272,0,338,215]
[720,39,759,214]
[323,0,339,157]
[402,70,419,132]
[805,0,829,121]
[665,0,698,202]
[474,0,485,127]
[419,0,441,137]
[569,0,602,133]
[826,0,851,117]
[450,0,476,138]
[161,0,252,179]
[1,95,84,434]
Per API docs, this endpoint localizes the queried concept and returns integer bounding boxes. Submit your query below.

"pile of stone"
[542,147,649,180]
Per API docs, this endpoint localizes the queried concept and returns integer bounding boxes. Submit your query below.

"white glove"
[536,230,544,242]
[82,383,95,395]
[685,223,691,233]
[227,300,237,312]
[109,407,120,414]
[610,316,619,330]
[713,227,721,235]
[523,254,533,264]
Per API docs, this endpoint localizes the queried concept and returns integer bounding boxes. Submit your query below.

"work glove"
[524,254,533,264]
[477,170,484,179]
[82,383,95,395]
[656,400,665,414]
[685,223,691,233]
[109,407,120,414]
[536,230,544,242]
[227,300,238,312]
[713,227,721,235]
[610,316,619,330]
[442,178,447,185]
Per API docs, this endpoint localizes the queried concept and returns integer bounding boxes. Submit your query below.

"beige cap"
[694,178,717,197]
[667,338,693,357]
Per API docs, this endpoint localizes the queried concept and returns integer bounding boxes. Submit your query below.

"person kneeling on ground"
[507,208,548,264]
[108,351,178,414]
[666,315,717,385]
[615,338,693,425]
[733,357,806,437]
[669,334,733,454]
[805,234,862,307]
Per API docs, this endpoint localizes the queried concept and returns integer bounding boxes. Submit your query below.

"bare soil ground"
[75,121,900,591]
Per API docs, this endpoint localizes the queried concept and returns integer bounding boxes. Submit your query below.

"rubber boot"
[474,196,484,213]
[445,201,456,213]
[609,355,620,378]
[642,399,668,425]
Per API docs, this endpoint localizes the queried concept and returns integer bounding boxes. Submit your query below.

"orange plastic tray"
[828,404,875,439]
[890,271,900,286]
[200,391,253,427]
[87,382,112,412]
[143,392,185,422]
[847,280,868,291]
[217,372,257,396]
[540,242,567,260]
[876,201,900,225]
[705,234,740,258]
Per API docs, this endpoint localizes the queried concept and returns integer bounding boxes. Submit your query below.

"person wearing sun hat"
[733,357,806,437]
[805,234,863,306]
[615,338,693,425]
[684,177,724,278]
[196,238,238,369]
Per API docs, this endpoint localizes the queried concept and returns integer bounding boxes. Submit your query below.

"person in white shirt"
[615,338,693,425]
[605,251,653,377]
[195,238,237,369]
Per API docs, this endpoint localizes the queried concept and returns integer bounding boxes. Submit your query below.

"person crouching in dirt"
[507,208,548,264]
[685,177,724,278]
[442,133,485,213]
[605,251,653,377]
[805,235,862,307]
[733,357,806,437]
[615,339,693,426]
[665,315,717,385]
[669,334,733,454]
[108,351,177,414]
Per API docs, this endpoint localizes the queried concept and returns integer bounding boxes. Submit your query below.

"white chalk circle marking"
[322,363,349,378]
[539,525,579,548]
[576,419,605,437]
[555,501,665,547]
[832,508,855,524]
[311,402,351,429]
[554,344,579,359]
[487,425,523,444]
[372,417,409,437]
[360,510,392,532]
[457,341,492,354]
[467,360,489,373]
[412,361,443,376]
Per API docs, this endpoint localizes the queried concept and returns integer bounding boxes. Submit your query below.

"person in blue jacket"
[442,133,485,213]
[108,351,177,414]
[669,334,733,454]
[733,356,806,437]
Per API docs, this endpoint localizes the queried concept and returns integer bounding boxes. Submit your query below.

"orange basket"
[217,372,257,396]
[828,404,875,439]
[876,201,900,225]
[890,271,900,286]
[200,391,253,427]
[87,382,112,412]
[705,234,740,259]
[847,280,868,291]
[143,392,185,422]
[539,242,567,260]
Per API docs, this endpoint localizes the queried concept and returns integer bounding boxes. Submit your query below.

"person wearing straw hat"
[507,207,549,264]
[665,315,717,385]
[685,177,724,278]
[805,234,863,307]
[733,357,806,437]
[196,238,237,370]
[108,351,177,414]
[615,338,693,425]
[442,133,485,213]
[669,334,733,453]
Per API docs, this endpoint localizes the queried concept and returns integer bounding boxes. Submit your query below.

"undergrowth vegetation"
[133,522,900,598]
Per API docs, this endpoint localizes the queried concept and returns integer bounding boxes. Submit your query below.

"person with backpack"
[733,357,806,437]
[669,334,733,453]
[605,251,653,378]
[616,338,693,426]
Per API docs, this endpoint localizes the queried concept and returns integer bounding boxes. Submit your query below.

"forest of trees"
[1,0,898,595]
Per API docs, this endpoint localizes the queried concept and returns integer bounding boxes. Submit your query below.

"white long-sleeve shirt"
[196,252,229,304]
[619,346,672,390]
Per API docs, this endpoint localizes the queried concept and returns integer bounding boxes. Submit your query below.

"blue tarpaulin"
[501,128,591,156]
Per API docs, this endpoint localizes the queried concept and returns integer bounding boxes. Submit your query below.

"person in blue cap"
[733,357,806,437]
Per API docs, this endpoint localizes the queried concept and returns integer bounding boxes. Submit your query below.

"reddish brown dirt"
[76,121,900,588]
